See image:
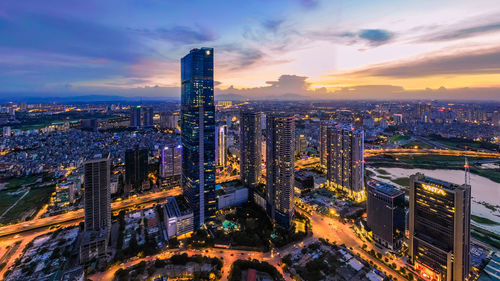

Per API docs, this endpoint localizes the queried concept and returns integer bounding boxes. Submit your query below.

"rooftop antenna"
[464,157,470,186]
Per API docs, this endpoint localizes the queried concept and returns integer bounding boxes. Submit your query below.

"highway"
[0,188,181,238]
[304,209,406,280]
[365,148,500,158]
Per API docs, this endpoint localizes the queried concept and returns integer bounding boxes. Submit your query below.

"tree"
[168,237,179,249]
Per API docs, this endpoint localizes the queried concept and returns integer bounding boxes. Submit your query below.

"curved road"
[0,188,182,238]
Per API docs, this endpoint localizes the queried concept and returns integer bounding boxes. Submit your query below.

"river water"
[368,167,500,234]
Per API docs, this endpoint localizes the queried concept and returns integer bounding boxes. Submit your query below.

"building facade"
[326,125,365,202]
[366,180,405,251]
[163,196,194,238]
[81,154,111,263]
[409,173,471,281]
[296,134,307,155]
[239,110,262,190]
[130,106,142,128]
[160,144,182,178]
[143,106,154,128]
[319,120,335,167]
[125,146,149,193]
[266,113,295,229]
[216,124,227,168]
[180,48,216,228]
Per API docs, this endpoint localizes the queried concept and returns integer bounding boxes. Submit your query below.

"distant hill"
[0,94,179,103]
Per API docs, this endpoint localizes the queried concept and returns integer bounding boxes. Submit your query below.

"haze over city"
[2,0,500,100]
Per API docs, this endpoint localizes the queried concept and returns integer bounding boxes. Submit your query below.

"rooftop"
[165,196,192,218]
[420,175,463,190]
[367,180,404,197]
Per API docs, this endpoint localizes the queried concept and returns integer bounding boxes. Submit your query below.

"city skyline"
[1,0,500,101]
[0,2,499,280]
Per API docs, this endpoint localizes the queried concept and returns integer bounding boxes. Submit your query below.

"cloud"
[415,13,500,42]
[218,78,500,101]
[217,44,265,70]
[310,28,394,47]
[357,29,393,45]
[424,22,500,42]
[132,25,217,44]
[0,13,145,63]
[347,47,500,78]
[217,74,327,99]
[298,0,319,9]
[265,75,310,91]
[262,19,285,33]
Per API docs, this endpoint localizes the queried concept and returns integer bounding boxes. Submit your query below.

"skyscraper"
[143,106,154,128]
[366,180,405,250]
[240,109,262,190]
[83,154,111,232]
[160,112,180,130]
[125,146,149,193]
[319,120,334,167]
[160,144,182,178]
[296,134,307,155]
[216,124,227,168]
[409,173,471,281]
[266,113,295,229]
[326,125,365,202]
[81,154,111,263]
[130,106,142,128]
[181,48,216,228]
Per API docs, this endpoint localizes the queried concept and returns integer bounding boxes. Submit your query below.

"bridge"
[364,148,500,158]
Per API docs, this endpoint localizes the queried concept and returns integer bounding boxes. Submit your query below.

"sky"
[1,0,500,100]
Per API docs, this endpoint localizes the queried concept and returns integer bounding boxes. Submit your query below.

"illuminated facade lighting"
[409,173,471,281]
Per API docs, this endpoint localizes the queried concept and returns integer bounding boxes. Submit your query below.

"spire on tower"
[464,157,470,186]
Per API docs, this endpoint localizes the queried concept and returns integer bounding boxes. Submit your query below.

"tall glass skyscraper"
[180,48,216,228]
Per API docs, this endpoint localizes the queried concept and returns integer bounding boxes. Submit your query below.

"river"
[368,167,500,234]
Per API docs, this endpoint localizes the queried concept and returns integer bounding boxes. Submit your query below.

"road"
[0,188,181,238]
[305,210,406,280]
[89,246,296,281]
[365,148,500,158]
[90,207,407,281]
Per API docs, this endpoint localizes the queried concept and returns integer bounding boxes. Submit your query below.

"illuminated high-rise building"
[319,120,335,167]
[160,144,182,178]
[216,124,227,167]
[240,109,262,190]
[366,180,405,250]
[83,154,111,231]
[326,125,365,202]
[180,48,216,228]
[142,106,154,128]
[80,154,110,263]
[160,112,180,130]
[130,106,142,128]
[125,146,149,192]
[296,134,307,155]
[266,113,295,229]
[409,173,471,281]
